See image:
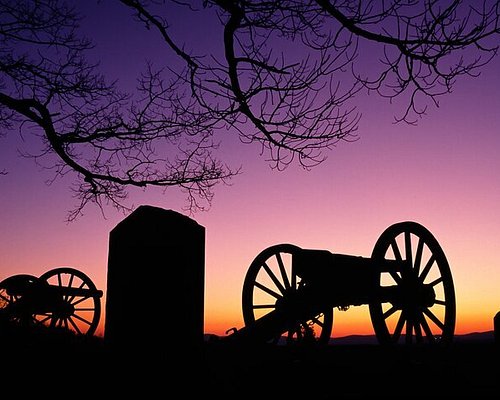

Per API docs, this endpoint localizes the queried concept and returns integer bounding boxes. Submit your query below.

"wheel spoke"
[68,317,85,334]
[310,314,326,328]
[392,317,404,343]
[71,296,91,307]
[254,281,282,299]
[423,307,445,330]
[71,313,95,326]
[252,303,276,310]
[276,253,291,290]
[418,255,435,283]
[404,231,413,269]
[383,305,398,319]
[390,270,403,285]
[419,312,435,341]
[390,239,403,261]
[261,262,286,295]
[414,237,424,276]
[428,276,443,287]
[405,317,413,344]
[414,320,423,343]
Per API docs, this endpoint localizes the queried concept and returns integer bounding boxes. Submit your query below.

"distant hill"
[205,330,496,345]
[329,330,495,345]
[452,330,495,343]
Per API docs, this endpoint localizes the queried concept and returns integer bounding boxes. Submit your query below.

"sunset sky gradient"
[1,1,499,339]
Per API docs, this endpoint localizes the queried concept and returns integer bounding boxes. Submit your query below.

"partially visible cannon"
[0,267,103,336]
[227,221,456,346]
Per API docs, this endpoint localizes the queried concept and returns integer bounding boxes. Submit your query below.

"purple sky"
[1,1,499,337]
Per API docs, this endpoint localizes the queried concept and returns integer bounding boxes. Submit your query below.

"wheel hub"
[394,277,436,310]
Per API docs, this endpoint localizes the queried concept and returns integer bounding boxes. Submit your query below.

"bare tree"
[0,0,237,220]
[121,0,500,165]
[1,0,499,219]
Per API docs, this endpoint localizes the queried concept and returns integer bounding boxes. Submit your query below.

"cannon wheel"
[242,244,333,345]
[369,221,456,345]
[37,267,101,336]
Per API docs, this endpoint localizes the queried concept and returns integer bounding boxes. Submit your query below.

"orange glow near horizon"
[1,2,500,344]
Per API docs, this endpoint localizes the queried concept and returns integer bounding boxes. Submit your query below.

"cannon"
[0,267,103,336]
[226,221,456,346]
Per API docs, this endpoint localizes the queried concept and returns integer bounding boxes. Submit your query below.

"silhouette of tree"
[121,1,499,164]
[0,0,237,220]
[1,0,499,219]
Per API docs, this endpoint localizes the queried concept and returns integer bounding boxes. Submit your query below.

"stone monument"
[104,205,205,363]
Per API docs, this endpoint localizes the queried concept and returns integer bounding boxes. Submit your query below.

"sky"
[1,1,500,340]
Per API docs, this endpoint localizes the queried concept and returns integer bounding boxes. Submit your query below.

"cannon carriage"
[0,267,103,336]
[227,221,456,346]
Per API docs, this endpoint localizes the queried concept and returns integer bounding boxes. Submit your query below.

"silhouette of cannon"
[0,267,103,336]
[227,221,456,346]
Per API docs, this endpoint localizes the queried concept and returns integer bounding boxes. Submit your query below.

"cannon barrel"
[226,251,412,344]
[293,249,407,280]
[1,275,103,298]
[293,249,410,307]
[44,285,103,298]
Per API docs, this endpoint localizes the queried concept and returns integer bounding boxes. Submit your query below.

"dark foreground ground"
[2,327,499,399]
[203,335,500,399]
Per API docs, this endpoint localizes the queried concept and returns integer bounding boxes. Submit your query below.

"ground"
[1,325,498,398]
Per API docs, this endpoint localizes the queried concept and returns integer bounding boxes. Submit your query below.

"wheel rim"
[242,244,333,345]
[37,267,101,336]
[369,221,456,345]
